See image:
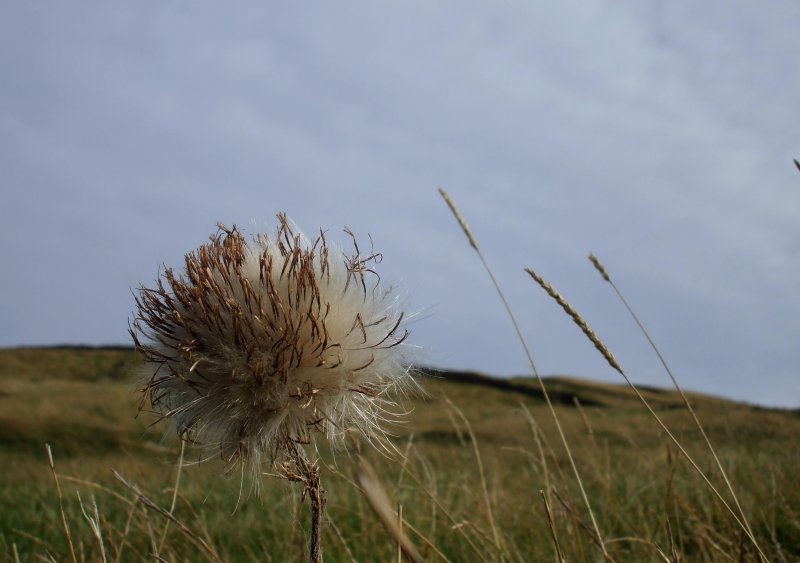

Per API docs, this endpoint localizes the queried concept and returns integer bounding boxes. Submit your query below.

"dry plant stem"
[140,503,158,558]
[523,405,555,528]
[652,543,672,563]
[111,470,223,563]
[551,489,610,556]
[438,188,609,559]
[157,440,185,556]
[573,396,594,439]
[325,514,357,563]
[541,490,565,563]
[525,268,622,373]
[308,472,324,563]
[665,519,679,563]
[113,498,139,563]
[398,518,454,563]
[12,529,59,555]
[46,444,77,563]
[591,253,752,517]
[354,455,423,563]
[393,433,415,496]
[521,403,571,486]
[397,504,403,563]
[532,263,767,563]
[60,476,134,506]
[320,455,452,562]
[77,493,107,563]
[285,444,326,563]
[587,253,763,559]
[445,397,505,559]
[368,461,486,561]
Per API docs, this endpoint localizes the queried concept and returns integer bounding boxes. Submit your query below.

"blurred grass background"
[1,347,798,561]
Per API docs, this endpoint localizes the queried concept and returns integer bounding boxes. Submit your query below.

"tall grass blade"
[111,469,223,562]
[587,252,764,560]
[157,440,185,556]
[46,444,77,563]
[438,188,610,560]
[77,493,107,563]
[354,456,423,563]
[540,490,565,563]
[530,263,767,562]
[445,397,505,559]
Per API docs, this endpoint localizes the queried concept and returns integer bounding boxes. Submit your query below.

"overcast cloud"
[2,1,799,407]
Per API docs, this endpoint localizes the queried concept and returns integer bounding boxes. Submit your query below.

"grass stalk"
[397,503,403,563]
[46,444,77,563]
[325,512,357,563]
[541,489,565,563]
[573,396,595,440]
[284,443,326,563]
[112,497,139,563]
[552,489,607,553]
[157,439,185,556]
[363,451,488,560]
[77,493,107,563]
[354,455,423,563]
[439,188,610,560]
[587,253,764,560]
[445,397,505,559]
[398,517,454,562]
[527,264,767,562]
[111,469,223,562]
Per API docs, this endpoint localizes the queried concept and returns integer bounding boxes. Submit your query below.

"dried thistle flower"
[130,214,412,477]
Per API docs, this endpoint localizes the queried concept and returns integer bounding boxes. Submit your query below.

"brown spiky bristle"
[130,215,412,475]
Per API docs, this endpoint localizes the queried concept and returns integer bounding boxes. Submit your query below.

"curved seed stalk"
[587,252,764,561]
[438,188,610,560]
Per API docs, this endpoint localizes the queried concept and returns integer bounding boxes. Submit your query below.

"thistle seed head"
[130,214,412,475]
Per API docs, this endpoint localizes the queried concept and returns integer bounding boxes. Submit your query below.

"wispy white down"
[130,214,413,478]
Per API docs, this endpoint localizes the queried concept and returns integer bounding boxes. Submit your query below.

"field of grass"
[1,347,798,562]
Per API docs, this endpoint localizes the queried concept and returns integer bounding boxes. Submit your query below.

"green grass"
[1,347,798,561]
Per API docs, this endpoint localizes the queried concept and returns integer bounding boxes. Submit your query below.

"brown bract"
[130,214,411,474]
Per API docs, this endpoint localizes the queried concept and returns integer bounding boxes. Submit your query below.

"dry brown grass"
[0,348,799,560]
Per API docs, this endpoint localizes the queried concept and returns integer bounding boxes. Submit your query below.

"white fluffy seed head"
[130,214,412,476]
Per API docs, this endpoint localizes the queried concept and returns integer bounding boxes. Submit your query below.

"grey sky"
[2,2,799,407]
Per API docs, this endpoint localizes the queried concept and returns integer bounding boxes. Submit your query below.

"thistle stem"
[307,465,325,563]
[285,443,326,563]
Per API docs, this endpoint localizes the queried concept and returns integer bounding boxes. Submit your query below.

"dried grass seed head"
[130,215,412,474]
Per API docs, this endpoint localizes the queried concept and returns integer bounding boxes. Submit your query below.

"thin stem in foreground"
[528,264,767,562]
[438,188,610,560]
[354,455,423,563]
[587,253,762,559]
[284,443,327,563]
[541,490,566,563]
[111,469,223,563]
[445,397,505,559]
[157,439,186,556]
[46,444,77,563]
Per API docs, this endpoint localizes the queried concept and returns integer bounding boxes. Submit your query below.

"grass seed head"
[588,253,611,282]
[130,214,412,477]
[525,267,623,375]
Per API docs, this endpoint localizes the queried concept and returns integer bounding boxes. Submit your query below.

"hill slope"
[1,347,798,561]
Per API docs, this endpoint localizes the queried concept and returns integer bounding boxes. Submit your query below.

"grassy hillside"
[1,347,798,561]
